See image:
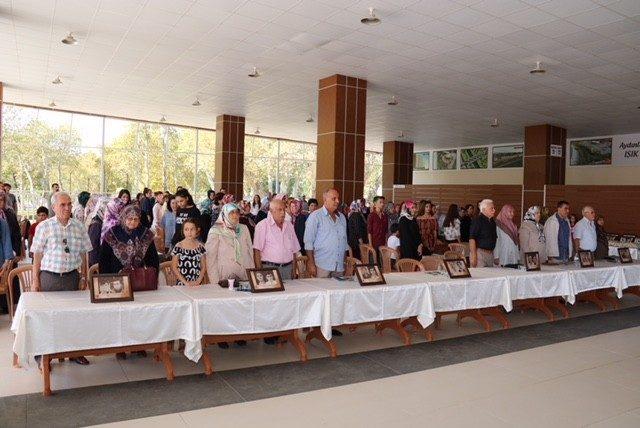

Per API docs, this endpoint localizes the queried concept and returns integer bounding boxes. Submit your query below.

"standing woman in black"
[398,200,422,260]
[171,188,202,245]
[347,201,368,260]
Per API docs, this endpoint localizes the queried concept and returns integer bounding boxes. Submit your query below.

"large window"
[364,151,383,202]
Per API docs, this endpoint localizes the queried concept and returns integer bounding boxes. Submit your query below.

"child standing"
[28,206,49,258]
[171,219,207,286]
[386,223,400,270]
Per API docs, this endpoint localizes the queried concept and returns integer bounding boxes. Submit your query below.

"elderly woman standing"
[347,201,368,260]
[205,203,254,285]
[519,206,547,263]
[494,204,520,267]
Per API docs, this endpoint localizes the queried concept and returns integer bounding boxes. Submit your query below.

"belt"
[42,270,78,277]
[263,261,292,267]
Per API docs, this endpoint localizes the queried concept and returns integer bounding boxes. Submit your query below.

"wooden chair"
[294,255,310,279]
[8,264,34,367]
[359,244,377,265]
[0,259,13,318]
[443,251,460,260]
[345,256,361,277]
[378,246,398,274]
[86,264,99,290]
[159,261,177,286]
[448,242,466,257]
[421,255,444,271]
[396,258,425,272]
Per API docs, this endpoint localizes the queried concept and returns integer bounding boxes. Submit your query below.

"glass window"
[198,129,216,154]
[364,151,382,202]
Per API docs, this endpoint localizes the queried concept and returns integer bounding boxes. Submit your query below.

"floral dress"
[171,244,206,286]
[417,217,438,253]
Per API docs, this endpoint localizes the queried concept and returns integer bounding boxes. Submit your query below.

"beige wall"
[413,168,523,185]
[565,165,640,185]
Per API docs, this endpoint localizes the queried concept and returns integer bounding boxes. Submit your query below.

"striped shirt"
[31,216,93,273]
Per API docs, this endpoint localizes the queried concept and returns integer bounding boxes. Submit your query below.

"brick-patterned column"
[214,114,245,197]
[382,140,413,201]
[523,124,566,210]
[316,74,366,203]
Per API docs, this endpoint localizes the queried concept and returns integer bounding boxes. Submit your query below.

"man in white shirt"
[573,206,597,252]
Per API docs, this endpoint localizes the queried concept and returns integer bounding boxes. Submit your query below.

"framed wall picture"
[246,268,285,293]
[618,247,633,264]
[90,273,134,303]
[413,152,430,170]
[492,144,523,168]
[354,264,386,286]
[524,252,541,271]
[444,258,471,279]
[434,149,457,170]
[569,138,612,166]
[578,250,595,268]
[460,147,488,169]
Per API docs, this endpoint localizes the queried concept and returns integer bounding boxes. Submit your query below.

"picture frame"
[246,268,285,293]
[90,273,134,303]
[444,258,471,279]
[618,247,633,264]
[578,250,595,268]
[354,264,386,286]
[620,234,636,244]
[524,252,541,271]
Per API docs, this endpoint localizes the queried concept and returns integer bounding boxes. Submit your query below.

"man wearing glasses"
[31,191,93,365]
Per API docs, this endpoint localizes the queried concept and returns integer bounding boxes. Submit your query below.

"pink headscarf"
[222,194,235,204]
[101,197,125,242]
[496,204,518,245]
[289,199,301,218]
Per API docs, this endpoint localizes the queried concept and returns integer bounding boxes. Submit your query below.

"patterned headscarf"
[119,204,142,230]
[212,203,243,262]
[496,204,519,245]
[401,200,415,220]
[289,199,301,218]
[101,197,125,242]
[222,193,235,204]
[85,196,109,227]
[524,205,545,241]
[349,200,361,217]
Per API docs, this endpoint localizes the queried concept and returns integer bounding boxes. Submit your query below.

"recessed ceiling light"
[306,114,314,123]
[530,61,546,74]
[255,127,261,135]
[192,97,201,106]
[160,115,166,123]
[52,76,62,85]
[388,96,398,106]
[49,100,56,108]
[490,118,500,128]
[361,7,381,25]
[248,67,260,78]
[61,32,78,45]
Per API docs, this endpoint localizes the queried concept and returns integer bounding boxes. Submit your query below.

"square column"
[214,114,245,197]
[382,140,414,201]
[523,124,566,209]
[315,74,367,203]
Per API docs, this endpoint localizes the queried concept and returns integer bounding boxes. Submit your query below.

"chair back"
[421,255,445,271]
[359,244,377,265]
[294,255,310,279]
[378,246,398,273]
[345,256,361,277]
[9,265,34,293]
[86,264,99,290]
[0,259,12,295]
[159,260,177,286]
[443,251,460,260]
[396,258,425,272]
[154,228,165,254]
[448,243,466,257]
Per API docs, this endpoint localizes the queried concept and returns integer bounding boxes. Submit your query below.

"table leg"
[578,291,607,311]
[457,310,491,331]
[289,330,308,362]
[401,316,435,341]
[596,289,619,310]
[43,355,52,396]
[482,307,510,329]
[516,298,554,321]
[624,286,640,298]
[545,297,570,319]
[201,341,214,376]
[160,343,175,381]
[375,319,411,346]
[305,327,337,357]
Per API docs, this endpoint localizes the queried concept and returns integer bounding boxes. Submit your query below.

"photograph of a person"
[524,252,541,271]
[90,273,134,303]
[444,258,471,279]
[578,250,595,268]
[618,247,633,264]
[354,264,386,286]
[247,268,284,293]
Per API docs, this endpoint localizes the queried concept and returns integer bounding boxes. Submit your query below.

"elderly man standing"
[543,200,573,263]
[31,191,93,365]
[304,189,348,278]
[469,199,497,267]
[253,199,300,280]
[573,206,597,254]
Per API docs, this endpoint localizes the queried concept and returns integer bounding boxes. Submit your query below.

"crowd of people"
[0,180,611,364]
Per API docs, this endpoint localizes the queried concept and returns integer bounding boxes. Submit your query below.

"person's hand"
[470,255,477,268]
[307,263,317,278]
[493,258,500,266]
[418,244,423,255]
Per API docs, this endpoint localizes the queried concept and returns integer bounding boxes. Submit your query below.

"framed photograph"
[90,273,134,303]
[578,250,595,268]
[569,138,612,166]
[618,247,633,264]
[444,258,471,279]
[492,144,523,168]
[460,147,488,169]
[413,152,430,170]
[620,235,636,244]
[434,149,458,170]
[246,268,284,293]
[354,264,386,286]
[524,252,541,271]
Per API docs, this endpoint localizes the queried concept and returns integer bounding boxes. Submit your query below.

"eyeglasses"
[62,238,70,254]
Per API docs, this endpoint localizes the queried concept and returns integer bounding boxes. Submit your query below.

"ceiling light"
[490,118,499,128]
[61,32,78,45]
[192,97,201,106]
[398,131,405,139]
[160,115,166,123]
[49,100,56,108]
[388,96,398,106]
[306,114,314,123]
[361,7,381,25]
[254,127,261,135]
[248,67,260,78]
[530,61,546,74]
[52,76,62,85]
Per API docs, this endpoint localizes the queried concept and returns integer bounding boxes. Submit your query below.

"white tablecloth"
[546,262,628,298]
[498,267,575,304]
[11,287,200,366]
[174,282,328,361]
[621,262,640,287]
[609,246,639,260]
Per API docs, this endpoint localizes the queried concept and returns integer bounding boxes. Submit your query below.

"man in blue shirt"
[304,189,348,278]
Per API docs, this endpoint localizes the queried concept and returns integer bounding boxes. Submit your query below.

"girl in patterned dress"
[171,219,207,286]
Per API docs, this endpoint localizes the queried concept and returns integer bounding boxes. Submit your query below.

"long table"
[11,262,640,395]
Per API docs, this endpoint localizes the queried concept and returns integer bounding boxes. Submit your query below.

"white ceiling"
[1,0,639,151]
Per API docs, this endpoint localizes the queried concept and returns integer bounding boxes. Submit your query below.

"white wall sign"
[613,133,640,166]
[550,144,562,157]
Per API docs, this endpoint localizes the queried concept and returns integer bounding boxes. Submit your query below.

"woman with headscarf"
[494,204,520,267]
[416,200,437,255]
[519,206,547,264]
[101,197,126,243]
[347,200,368,260]
[86,196,110,266]
[73,191,91,223]
[205,203,254,286]
[398,200,422,260]
[289,199,307,255]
